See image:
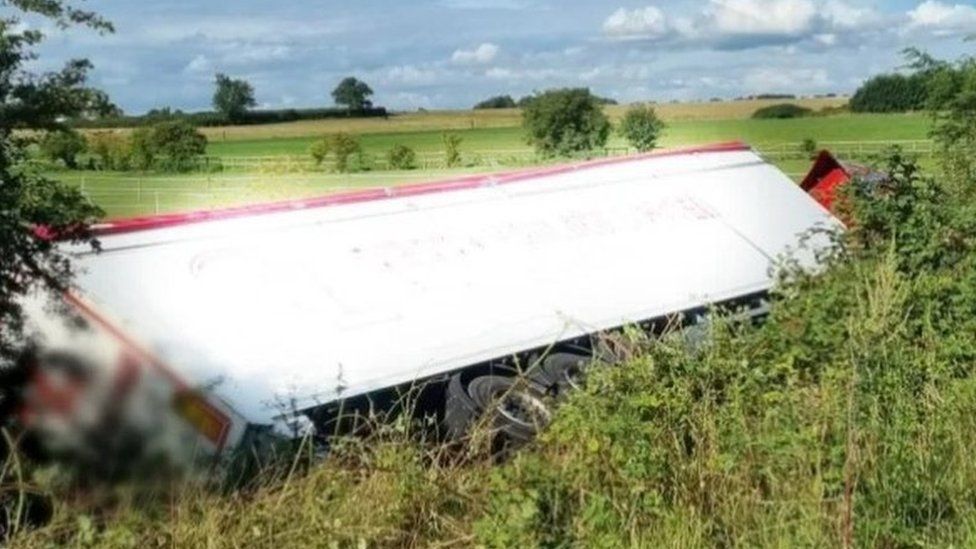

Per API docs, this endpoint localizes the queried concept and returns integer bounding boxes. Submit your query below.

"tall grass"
[7,149,976,547]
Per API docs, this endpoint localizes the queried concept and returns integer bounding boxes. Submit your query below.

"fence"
[209,141,935,172]
[758,140,935,160]
[213,147,634,173]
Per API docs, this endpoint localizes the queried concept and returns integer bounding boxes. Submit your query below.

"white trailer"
[10,143,841,469]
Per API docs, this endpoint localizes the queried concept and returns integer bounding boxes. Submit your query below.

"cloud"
[183,54,212,74]
[602,7,671,40]
[385,65,439,85]
[821,0,881,30]
[705,0,817,37]
[908,1,976,35]
[743,67,832,92]
[451,42,500,64]
[601,1,885,50]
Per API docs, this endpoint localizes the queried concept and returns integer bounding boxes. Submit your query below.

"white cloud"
[704,0,817,36]
[183,54,212,74]
[743,67,831,91]
[908,1,976,34]
[602,7,671,40]
[451,43,500,64]
[485,67,514,79]
[385,65,439,85]
[601,1,887,49]
[821,0,880,30]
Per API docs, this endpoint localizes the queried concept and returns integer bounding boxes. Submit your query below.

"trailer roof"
[65,143,840,423]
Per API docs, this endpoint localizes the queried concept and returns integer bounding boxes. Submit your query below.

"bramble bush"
[387,144,417,170]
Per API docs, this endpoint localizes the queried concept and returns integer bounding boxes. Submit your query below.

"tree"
[332,77,374,111]
[151,121,207,171]
[1,1,112,367]
[849,73,929,113]
[474,95,516,109]
[926,55,976,188]
[39,129,87,168]
[521,89,611,157]
[618,104,664,152]
[129,126,156,171]
[443,133,462,167]
[213,73,256,123]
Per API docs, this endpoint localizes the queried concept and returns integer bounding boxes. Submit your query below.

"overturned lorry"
[7,142,844,472]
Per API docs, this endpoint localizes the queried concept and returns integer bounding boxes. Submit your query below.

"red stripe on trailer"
[88,142,750,237]
[63,291,233,451]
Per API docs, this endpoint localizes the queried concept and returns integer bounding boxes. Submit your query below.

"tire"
[530,353,590,397]
[443,373,551,448]
[443,373,480,440]
[467,375,550,443]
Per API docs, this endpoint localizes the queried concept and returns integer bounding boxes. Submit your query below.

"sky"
[16,0,976,113]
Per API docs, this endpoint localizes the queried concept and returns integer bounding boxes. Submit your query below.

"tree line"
[70,75,386,129]
[849,48,972,114]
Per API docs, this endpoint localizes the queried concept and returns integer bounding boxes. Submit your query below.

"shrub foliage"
[387,144,417,170]
[752,103,812,119]
[850,73,929,113]
[522,88,611,157]
[618,104,664,152]
[474,95,517,109]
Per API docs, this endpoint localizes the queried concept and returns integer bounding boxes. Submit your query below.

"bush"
[39,129,86,169]
[443,133,463,168]
[129,127,156,171]
[522,88,611,157]
[387,144,417,170]
[752,103,813,119]
[474,95,517,110]
[86,131,131,171]
[800,137,818,159]
[309,133,363,173]
[150,121,207,172]
[850,73,929,113]
[618,105,665,152]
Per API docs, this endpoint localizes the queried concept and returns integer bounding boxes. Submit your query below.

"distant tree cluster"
[72,121,207,172]
[519,89,665,156]
[850,73,929,113]
[474,95,517,109]
[752,104,813,119]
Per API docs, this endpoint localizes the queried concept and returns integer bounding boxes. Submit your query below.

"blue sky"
[19,0,976,113]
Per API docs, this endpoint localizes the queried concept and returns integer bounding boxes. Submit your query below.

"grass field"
[189,97,848,142]
[204,111,929,158]
[56,101,934,218]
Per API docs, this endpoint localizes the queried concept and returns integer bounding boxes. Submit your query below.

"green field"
[54,109,933,219]
[206,113,932,157]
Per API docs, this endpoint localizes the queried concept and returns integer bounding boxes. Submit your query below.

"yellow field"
[194,97,849,142]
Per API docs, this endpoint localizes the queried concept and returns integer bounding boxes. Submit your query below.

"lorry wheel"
[467,375,550,443]
[530,353,590,397]
[443,373,479,440]
[444,374,551,446]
